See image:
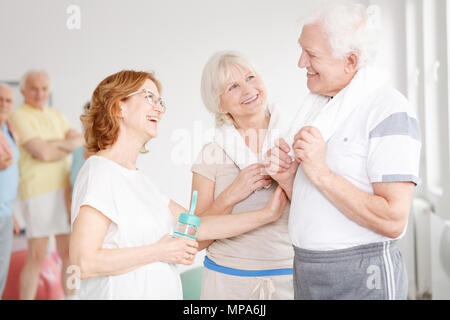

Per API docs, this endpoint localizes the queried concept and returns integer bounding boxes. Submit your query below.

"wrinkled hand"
[226,164,272,204]
[13,217,21,235]
[0,152,13,170]
[263,186,288,223]
[156,234,199,265]
[292,126,330,184]
[48,139,73,154]
[264,138,299,187]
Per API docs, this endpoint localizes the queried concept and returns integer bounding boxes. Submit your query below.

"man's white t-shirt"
[71,155,182,299]
[289,87,422,251]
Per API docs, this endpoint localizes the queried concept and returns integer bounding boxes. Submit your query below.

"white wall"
[368,0,408,92]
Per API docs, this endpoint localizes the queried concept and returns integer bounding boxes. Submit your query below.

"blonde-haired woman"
[191,51,294,300]
[69,70,287,300]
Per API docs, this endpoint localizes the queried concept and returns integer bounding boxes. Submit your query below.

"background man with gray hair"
[266,3,421,299]
[9,70,83,300]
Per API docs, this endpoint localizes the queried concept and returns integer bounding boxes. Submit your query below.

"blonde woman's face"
[219,64,267,120]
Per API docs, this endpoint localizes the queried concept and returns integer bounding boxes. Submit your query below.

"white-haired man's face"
[298,23,358,97]
[0,86,14,124]
[21,73,50,109]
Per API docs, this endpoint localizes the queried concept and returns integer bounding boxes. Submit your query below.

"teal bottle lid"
[178,191,201,227]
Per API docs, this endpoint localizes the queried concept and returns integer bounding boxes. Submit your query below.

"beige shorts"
[20,189,71,239]
[200,267,294,300]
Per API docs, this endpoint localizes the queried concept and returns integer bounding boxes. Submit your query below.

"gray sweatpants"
[293,241,408,300]
[0,215,13,297]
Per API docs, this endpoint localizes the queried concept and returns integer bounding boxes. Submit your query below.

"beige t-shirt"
[191,142,294,270]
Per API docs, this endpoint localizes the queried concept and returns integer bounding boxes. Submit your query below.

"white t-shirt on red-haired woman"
[71,155,181,300]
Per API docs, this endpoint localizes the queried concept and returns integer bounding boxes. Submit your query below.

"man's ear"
[345,52,359,74]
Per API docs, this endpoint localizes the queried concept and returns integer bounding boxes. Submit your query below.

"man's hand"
[264,138,299,200]
[23,138,71,162]
[48,130,83,153]
[13,217,21,235]
[0,152,13,170]
[293,126,331,185]
[48,129,84,153]
[48,139,73,152]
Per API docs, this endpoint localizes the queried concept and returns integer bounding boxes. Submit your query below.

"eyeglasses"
[125,88,166,113]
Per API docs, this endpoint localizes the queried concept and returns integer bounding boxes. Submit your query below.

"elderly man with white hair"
[9,71,83,300]
[266,4,421,299]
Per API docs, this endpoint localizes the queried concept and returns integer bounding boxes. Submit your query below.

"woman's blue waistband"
[203,256,293,277]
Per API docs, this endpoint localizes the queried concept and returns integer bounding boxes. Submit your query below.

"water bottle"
[173,190,201,240]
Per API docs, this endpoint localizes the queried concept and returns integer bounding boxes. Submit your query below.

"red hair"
[81,70,161,153]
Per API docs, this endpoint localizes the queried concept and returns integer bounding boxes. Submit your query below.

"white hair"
[0,83,13,92]
[20,70,50,90]
[201,51,261,128]
[303,3,381,68]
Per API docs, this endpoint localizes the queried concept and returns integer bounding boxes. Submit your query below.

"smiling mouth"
[241,94,259,105]
[146,116,159,123]
[307,71,318,76]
